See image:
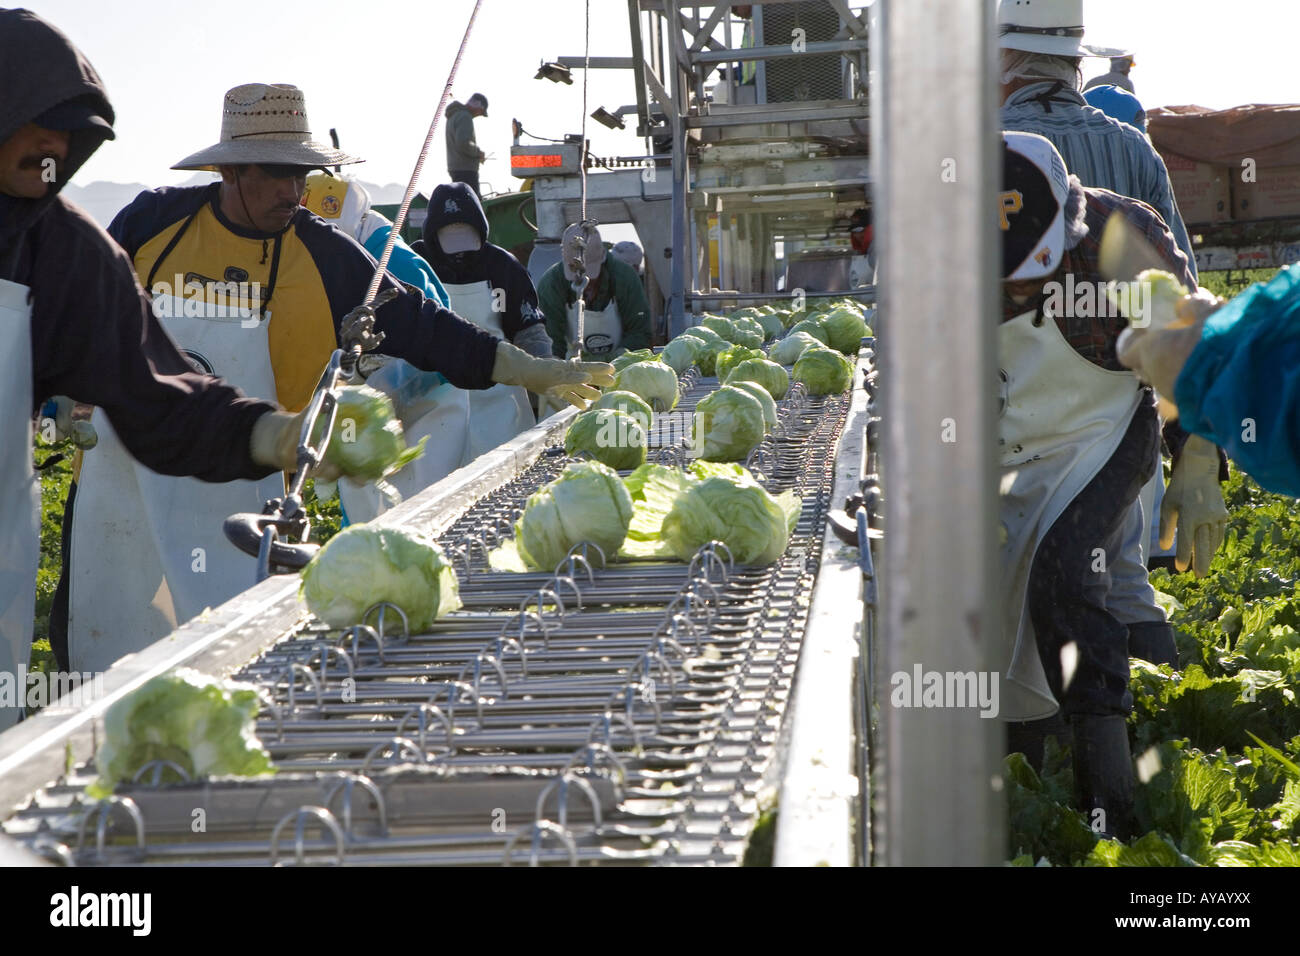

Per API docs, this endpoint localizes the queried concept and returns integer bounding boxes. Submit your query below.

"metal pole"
[666,0,688,337]
[628,0,651,136]
[870,0,1003,865]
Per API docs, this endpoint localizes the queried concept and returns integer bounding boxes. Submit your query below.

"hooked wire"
[363,0,486,307]
[580,0,590,222]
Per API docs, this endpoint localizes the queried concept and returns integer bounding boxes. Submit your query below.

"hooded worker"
[301,172,470,521]
[996,131,1207,839]
[57,81,611,673]
[537,223,653,360]
[0,11,423,727]
[413,181,549,463]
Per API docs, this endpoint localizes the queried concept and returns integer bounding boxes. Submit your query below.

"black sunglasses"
[256,163,316,180]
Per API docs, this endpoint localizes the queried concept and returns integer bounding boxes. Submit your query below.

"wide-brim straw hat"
[172,83,363,171]
[998,0,1128,59]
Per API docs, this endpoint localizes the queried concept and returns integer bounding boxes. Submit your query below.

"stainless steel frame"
[870,0,1003,865]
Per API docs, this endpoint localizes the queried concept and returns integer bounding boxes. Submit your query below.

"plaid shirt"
[1002,82,1196,276]
[1002,185,1196,371]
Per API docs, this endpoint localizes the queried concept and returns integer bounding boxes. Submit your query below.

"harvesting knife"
[1097,211,1171,284]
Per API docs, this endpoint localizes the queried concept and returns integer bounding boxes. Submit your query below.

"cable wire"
[363,0,485,307]
[580,0,590,222]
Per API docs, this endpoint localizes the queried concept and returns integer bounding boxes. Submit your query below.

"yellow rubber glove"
[490,340,614,409]
[1160,434,1228,578]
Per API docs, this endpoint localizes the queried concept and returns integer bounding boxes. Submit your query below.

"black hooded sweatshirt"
[0,8,275,482]
[413,181,545,342]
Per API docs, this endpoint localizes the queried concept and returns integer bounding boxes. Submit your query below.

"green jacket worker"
[537,224,652,360]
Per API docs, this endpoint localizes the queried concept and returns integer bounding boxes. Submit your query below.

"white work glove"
[251,409,341,481]
[1116,289,1223,416]
[42,396,98,448]
[490,340,614,410]
[1160,434,1228,578]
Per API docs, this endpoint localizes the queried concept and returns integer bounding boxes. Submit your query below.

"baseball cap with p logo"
[1000,131,1069,281]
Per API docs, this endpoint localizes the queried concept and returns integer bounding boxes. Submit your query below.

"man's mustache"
[18,153,62,171]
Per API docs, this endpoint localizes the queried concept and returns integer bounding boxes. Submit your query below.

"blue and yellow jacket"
[363,224,449,308]
[109,183,499,412]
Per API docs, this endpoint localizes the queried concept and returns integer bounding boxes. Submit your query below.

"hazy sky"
[35,0,1300,191]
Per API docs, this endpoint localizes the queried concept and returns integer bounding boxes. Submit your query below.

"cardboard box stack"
[1234,164,1300,220]
[1164,152,1231,224]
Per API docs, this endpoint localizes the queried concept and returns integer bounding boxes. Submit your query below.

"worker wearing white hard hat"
[301,172,472,523]
[413,181,551,464]
[997,131,1202,839]
[56,82,611,675]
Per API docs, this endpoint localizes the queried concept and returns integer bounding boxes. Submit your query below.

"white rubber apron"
[998,307,1144,721]
[0,280,38,731]
[566,296,623,360]
[535,296,629,421]
[444,279,535,464]
[67,293,283,672]
[337,360,470,525]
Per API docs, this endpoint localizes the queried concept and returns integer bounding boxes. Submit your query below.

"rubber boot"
[1069,714,1135,841]
[1127,620,1177,667]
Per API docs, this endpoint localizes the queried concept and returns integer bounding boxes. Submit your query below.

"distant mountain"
[64,173,411,228]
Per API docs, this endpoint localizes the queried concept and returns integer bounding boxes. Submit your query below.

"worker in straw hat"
[55,82,613,674]
[996,131,1204,839]
[1,10,435,730]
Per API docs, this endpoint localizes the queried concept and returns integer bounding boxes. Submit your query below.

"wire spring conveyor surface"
[2,365,858,866]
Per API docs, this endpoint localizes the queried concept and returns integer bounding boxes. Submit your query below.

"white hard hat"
[998,0,1127,58]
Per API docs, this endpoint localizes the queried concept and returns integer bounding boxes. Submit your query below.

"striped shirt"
[1002,184,1196,371]
[1002,82,1197,281]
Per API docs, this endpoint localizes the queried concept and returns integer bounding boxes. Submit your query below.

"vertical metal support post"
[719,209,733,292]
[628,0,651,137]
[724,7,736,106]
[666,0,688,337]
[870,0,1004,865]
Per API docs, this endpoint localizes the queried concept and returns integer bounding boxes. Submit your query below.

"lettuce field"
[1009,469,1300,866]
